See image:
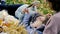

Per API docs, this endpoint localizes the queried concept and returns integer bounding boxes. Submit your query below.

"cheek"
[40,17,45,21]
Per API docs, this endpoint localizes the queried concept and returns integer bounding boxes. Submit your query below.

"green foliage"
[6,0,54,15]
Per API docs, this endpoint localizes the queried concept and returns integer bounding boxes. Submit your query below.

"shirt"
[43,12,60,34]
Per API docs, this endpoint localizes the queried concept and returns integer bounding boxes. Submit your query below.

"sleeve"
[15,7,24,20]
[43,16,59,34]
[21,13,31,27]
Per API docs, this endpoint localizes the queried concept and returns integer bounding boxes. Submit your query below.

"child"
[30,16,45,29]
[15,1,40,25]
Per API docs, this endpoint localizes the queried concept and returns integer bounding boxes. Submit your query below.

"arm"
[21,8,31,27]
[15,7,24,20]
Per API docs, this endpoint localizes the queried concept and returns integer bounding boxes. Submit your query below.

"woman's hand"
[46,13,52,19]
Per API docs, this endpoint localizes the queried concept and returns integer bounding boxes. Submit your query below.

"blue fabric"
[37,31,43,34]
[21,13,31,27]
[15,4,43,34]
[26,26,43,34]
[22,13,31,23]
[15,4,29,22]
[15,6,37,26]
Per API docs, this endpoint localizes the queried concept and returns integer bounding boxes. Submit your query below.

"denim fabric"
[21,13,31,27]
[26,26,42,34]
[15,10,24,22]
[15,8,37,26]
[15,7,24,20]
[22,13,31,23]
[15,4,43,34]
[15,4,29,22]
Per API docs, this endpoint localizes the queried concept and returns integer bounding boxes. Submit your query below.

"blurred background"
[0,0,54,15]
[0,0,55,34]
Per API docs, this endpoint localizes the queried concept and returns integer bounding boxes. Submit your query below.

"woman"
[43,0,60,34]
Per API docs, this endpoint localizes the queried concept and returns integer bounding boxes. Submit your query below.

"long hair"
[47,0,60,12]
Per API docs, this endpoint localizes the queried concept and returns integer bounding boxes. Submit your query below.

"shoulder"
[46,12,60,25]
[53,12,60,19]
[50,12,60,24]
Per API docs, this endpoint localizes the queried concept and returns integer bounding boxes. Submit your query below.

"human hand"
[46,13,52,18]
[23,8,29,14]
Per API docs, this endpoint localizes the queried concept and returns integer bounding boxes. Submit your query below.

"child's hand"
[23,8,29,14]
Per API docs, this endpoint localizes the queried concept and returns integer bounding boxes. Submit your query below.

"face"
[36,16,45,22]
